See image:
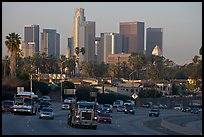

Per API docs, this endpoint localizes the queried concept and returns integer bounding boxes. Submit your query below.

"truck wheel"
[93,125,97,130]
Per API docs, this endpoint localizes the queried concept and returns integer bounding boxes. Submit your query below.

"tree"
[80,47,85,55]
[5,32,21,79]
[75,47,80,57]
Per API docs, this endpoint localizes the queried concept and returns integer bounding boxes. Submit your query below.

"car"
[38,101,51,112]
[181,106,191,112]
[113,100,124,108]
[39,107,54,119]
[64,97,76,103]
[103,104,113,113]
[2,100,14,113]
[142,102,153,108]
[98,113,112,124]
[98,107,112,114]
[39,96,51,102]
[117,105,126,112]
[124,100,135,107]
[191,108,200,114]
[61,102,72,110]
[173,104,183,110]
[124,105,135,114]
[149,108,160,117]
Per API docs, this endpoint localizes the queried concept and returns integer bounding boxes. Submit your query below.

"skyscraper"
[40,29,60,57]
[24,24,39,57]
[73,8,86,57]
[119,22,144,54]
[146,27,163,56]
[72,8,96,64]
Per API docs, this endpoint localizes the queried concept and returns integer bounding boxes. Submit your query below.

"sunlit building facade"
[119,22,144,54]
[146,27,163,56]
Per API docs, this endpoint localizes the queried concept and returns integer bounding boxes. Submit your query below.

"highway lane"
[2,102,202,135]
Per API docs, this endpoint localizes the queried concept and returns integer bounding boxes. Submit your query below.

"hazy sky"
[2,2,202,65]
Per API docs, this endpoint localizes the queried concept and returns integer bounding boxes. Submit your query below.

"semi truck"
[67,101,98,129]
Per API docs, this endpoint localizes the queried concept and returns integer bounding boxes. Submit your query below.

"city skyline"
[2,2,202,65]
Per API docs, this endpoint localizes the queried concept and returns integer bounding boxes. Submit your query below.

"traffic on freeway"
[2,101,202,135]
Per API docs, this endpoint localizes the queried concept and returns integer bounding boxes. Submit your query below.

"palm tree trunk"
[10,49,17,79]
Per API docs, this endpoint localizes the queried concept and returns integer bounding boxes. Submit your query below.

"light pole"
[61,60,67,103]
[117,56,121,80]
[30,74,32,92]
[129,70,137,82]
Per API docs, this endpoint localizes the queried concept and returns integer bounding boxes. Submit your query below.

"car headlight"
[76,115,80,118]
[125,110,127,111]
[94,116,97,119]
[130,110,132,111]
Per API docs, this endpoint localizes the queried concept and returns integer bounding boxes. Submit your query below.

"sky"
[2,2,202,65]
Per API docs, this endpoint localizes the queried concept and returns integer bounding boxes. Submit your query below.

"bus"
[13,91,38,115]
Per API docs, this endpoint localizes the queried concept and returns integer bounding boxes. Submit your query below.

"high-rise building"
[146,27,163,56]
[85,21,96,62]
[24,24,39,57]
[67,37,73,58]
[100,32,122,64]
[119,22,144,54]
[72,8,96,64]
[73,8,86,57]
[40,29,60,57]
[95,37,102,63]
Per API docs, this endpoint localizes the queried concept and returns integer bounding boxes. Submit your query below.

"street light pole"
[61,60,67,103]
[30,74,32,92]
[129,70,137,82]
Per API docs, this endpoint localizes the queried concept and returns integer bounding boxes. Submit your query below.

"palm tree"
[81,47,85,55]
[5,32,21,79]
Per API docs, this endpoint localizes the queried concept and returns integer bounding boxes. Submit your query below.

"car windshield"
[42,108,53,112]
[99,113,111,117]
[151,109,159,112]
[3,101,13,106]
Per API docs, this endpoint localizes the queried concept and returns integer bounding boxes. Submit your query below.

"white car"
[61,102,71,110]
[39,107,54,119]
[39,96,51,102]
[113,100,124,108]
[64,97,76,103]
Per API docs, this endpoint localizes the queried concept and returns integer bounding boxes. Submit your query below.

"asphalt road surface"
[2,102,202,135]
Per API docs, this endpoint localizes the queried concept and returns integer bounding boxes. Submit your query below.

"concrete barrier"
[161,118,201,135]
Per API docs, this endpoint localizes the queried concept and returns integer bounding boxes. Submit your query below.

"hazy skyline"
[2,2,202,65]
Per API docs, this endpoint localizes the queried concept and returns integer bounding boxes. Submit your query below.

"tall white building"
[100,32,122,63]
[73,8,86,57]
[72,8,95,64]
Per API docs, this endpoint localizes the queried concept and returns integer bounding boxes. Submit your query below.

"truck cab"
[67,101,98,129]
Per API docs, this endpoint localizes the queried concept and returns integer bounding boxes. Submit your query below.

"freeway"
[2,102,202,135]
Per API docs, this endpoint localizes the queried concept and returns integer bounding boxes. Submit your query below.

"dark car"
[191,108,199,114]
[98,113,112,124]
[149,108,160,117]
[117,105,126,112]
[124,105,135,114]
[38,101,51,112]
[2,100,14,113]
[181,106,191,112]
